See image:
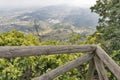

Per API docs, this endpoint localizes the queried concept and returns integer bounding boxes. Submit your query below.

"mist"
[0,0,96,9]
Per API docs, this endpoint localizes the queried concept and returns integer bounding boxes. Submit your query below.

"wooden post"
[34,54,94,80]
[94,56,109,80]
[96,46,120,79]
[86,59,95,80]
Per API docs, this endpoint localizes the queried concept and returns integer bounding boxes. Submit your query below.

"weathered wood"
[0,45,120,80]
[0,45,96,58]
[34,54,94,80]
[86,59,95,80]
[94,56,109,80]
[96,46,120,80]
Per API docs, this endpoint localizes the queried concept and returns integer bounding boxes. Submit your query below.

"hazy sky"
[0,0,96,8]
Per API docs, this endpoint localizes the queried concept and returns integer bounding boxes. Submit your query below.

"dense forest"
[0,0,120,80]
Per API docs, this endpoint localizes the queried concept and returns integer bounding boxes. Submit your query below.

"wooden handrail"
[34,45,120,80]
[0,45,120,80]
[96,46,120,79]
[0,45,96,58]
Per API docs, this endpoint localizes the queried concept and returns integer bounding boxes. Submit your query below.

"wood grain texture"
[94,56,108,80]
[96,46,120,80]
[86,59,95,80]
[0,45,120,80]
[0,45,96,58]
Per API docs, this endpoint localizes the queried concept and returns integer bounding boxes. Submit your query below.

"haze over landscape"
[0,0,96,8]
[0,0,98,40]
[0,0,119,80]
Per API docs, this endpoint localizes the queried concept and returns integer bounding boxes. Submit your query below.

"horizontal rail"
[0,45,96,58]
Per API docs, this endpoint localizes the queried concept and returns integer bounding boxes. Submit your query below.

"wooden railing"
[0,45,120,80]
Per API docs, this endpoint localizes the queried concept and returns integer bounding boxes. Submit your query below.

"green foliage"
[0,30,86,80]
[68,33,81,44]
[91,0,120,79]
[0,30,40,80]
[1,1,120,79]
[91,0,120,52]
[0,30,39,46]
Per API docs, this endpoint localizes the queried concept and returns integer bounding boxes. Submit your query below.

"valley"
[0,5,98,40]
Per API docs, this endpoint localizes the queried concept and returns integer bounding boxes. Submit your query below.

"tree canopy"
[91,0,120,53]
[0,30,84,80]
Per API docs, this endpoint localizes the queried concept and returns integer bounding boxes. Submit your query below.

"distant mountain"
[0,5,99,40]
[16,5,98,28]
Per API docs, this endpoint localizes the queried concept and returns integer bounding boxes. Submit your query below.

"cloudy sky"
[0,0,96,8]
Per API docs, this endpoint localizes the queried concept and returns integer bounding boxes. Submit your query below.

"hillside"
[0,5,98,40]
